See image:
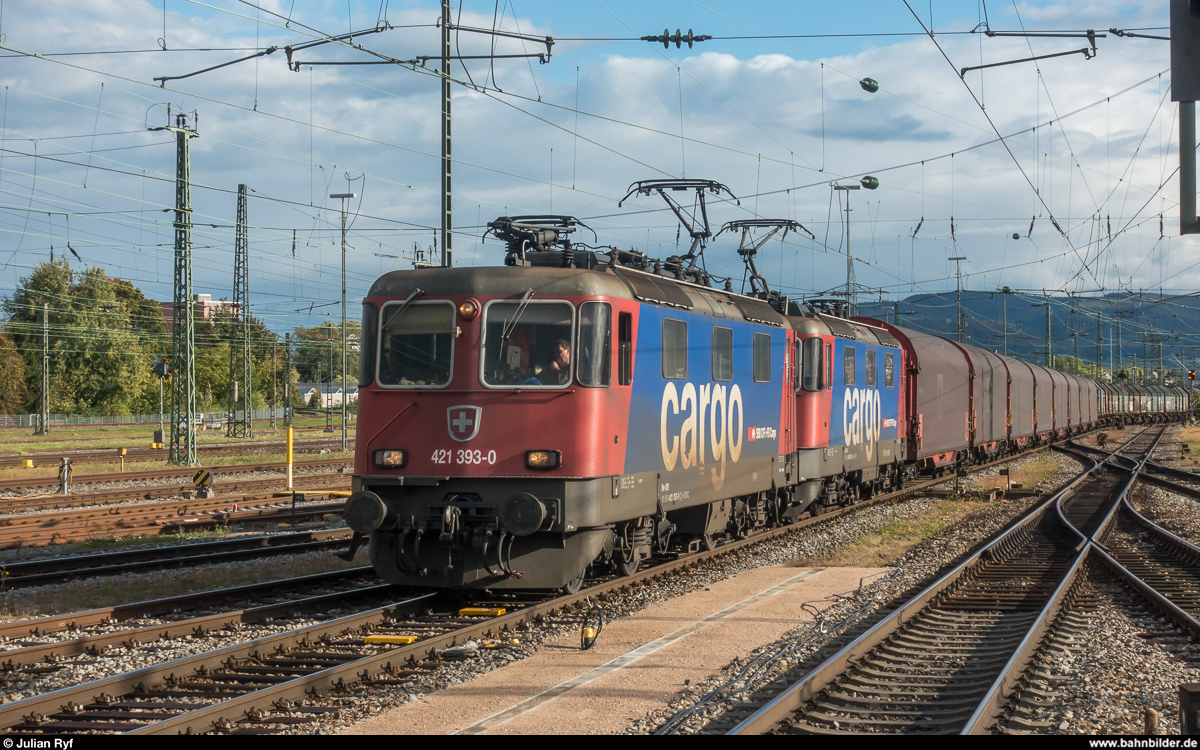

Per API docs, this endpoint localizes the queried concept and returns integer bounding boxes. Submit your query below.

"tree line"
[0,261,360,416]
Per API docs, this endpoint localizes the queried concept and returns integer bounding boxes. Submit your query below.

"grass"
[0,417,353,454]
[1087,425,1126,447]
[68,526,235,552]
[796,498,998,568]
[974,454,1061,492]
[0,545,365,621]
[1179,424,1200,453]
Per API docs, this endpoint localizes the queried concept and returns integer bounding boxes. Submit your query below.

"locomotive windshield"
[482,301,574,387]
[377,301,455,387]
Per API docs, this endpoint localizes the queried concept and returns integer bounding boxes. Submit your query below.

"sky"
[0,0,1185,341]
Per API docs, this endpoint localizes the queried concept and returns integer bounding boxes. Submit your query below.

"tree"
[293,321,361,386]
[0,336,27,414]
[2,261,161,415]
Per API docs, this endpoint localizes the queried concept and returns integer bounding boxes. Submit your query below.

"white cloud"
[0,0,1186,335]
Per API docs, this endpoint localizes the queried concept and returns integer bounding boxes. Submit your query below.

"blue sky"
[0,1,1181,338]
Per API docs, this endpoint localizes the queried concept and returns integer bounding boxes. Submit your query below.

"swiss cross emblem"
[447,405,482,442]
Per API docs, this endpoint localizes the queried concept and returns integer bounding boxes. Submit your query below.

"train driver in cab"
[547,339,571,384]
[526,339,571,385]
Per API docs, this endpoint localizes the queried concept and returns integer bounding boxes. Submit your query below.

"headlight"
[458,298,480,320]
[373,449,407,468]
[525,450,560,470]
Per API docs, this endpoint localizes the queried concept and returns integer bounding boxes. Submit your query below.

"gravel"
[0,448,1099,733]
[267,452,1085,735]
[996,572,1200,735]
[626,450,1084,735]
[1131,484,1200,544]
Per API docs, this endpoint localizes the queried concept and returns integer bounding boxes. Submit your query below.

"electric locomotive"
[342,179,1192,593]
[344,207,813,591]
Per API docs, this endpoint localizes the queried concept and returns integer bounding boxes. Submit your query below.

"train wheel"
[616,553,639,577]
[809,502,824,517]
[702,533,717,552]
[562,570,586,595]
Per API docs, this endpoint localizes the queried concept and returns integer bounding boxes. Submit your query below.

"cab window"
[377,301,455,387]
[482,301,574,387]
[359,302,377,387]
[825,343,833,391]
[802,337,823,392]
[577,301,612,387]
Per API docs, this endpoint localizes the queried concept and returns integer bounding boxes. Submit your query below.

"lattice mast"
[227,184,252,437]
[157,111,199,465]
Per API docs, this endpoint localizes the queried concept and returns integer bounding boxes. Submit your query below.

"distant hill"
[854,290,1200,382]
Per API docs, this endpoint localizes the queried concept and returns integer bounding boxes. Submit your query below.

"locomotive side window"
[843,347,856,386]
[377,301,455,388]
[359,301,377,388]
[865,349,876,387]
[884,352,895,387]
[825,343,833,391]
[663,319,687,379]
[618,312,633,385]
[753,333,771,382]
[712,327,733,381]
[577,301,612,387]
[481,301,574,387]
[794,339,802,390]
[802,337,822,391]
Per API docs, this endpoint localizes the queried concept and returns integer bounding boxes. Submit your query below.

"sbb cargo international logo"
[748,426,777,441]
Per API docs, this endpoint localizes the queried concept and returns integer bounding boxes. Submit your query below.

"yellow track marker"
[364,635,418,644]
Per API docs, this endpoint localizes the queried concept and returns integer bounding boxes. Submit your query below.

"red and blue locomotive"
[343,187,1191,592]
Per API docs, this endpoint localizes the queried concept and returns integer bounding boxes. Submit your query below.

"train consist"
[343,182,1193,592]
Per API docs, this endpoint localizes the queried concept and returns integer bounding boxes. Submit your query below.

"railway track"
[0,528,354,588]
[0,439,1076,735]
[721,425,1166,735]
[0,568,391,671]
[0,458,350,493]
[0,498,346,549]
[0,473,347,514]
[0,439,348,469]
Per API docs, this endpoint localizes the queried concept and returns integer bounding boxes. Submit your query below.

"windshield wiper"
[381,289,424,331]
[498,288,535,360]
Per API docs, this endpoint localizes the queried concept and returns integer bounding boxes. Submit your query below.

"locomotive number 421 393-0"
[431,448,498,465]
